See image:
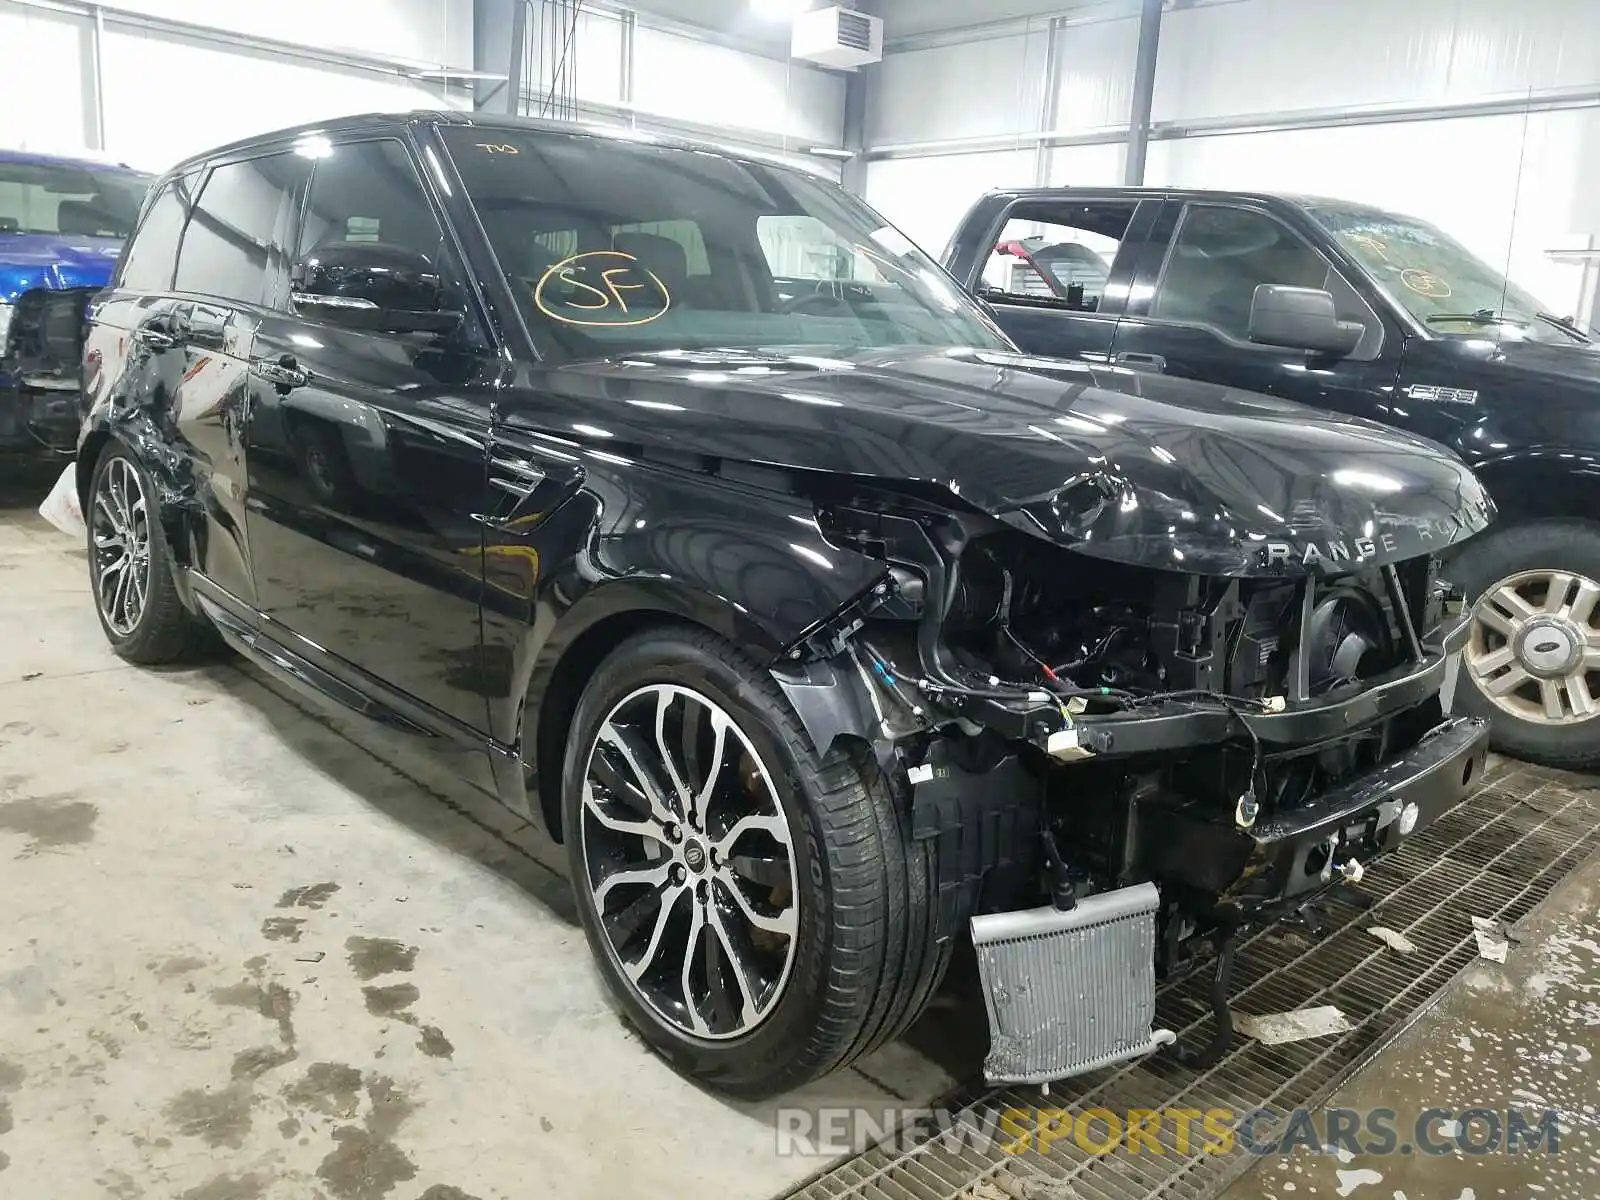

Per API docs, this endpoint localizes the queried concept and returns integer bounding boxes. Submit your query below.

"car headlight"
[0,302,13,353]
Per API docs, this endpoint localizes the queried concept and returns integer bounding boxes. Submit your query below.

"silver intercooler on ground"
[970,881,1170,1085]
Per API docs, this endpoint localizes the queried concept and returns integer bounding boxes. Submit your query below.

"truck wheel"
[1450,521,1600,770]
[86,443,219,665]
[560,626,948,1098]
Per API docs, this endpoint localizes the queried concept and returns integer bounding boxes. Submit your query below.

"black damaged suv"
[80,112,1493,1096]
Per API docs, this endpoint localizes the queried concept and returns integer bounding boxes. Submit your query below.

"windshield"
[0,160,152,239]
[441,128,1007,360]
[1307,203,1588,345]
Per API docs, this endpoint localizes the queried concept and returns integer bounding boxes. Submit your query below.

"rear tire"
[86,442,218,665]
[560,626,949,1098]
[1449,520,1600,770]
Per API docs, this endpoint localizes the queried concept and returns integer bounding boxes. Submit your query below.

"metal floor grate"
[780,760,1599,1200]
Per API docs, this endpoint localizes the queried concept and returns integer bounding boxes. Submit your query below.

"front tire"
[1450,520,1600,770]
[87,442,216,665]
[560,626,948,1098]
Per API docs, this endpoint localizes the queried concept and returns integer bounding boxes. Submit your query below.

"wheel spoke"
[94,493,124,537]
[594,860,672,909]
[1540,679,1565,720]
[1466,644,1517,680]
[111,562,133,630]
[654,690,695,819]
[1542,572,1576,614]
[581,779,663,841]
[1562,673,1599,719]
[1484,662,1533,697]
[679,902,710,1035]
[693,709,732,822]
[1565,578,1600,626]
[713,813,786,857]
[704,903,760,1027]
[717,872,797,938]
[621,885,687,983]
[599,723,681,826]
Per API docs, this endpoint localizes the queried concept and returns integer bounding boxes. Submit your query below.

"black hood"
[529,347,1495,577]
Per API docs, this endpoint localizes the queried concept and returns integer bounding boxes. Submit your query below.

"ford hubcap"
[579,684,799,1041]
[91,458,152,637]
[1466,569,1600,725]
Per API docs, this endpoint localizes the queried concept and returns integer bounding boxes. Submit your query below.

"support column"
[1033,17,1066,186]
[841,67,870,195]
[1124,0,1164,185]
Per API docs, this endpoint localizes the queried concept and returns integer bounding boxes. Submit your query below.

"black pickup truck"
[943,187,1600,770]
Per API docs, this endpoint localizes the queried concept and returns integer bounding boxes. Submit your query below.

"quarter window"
[174,154,307,305]
[118,174,198,294]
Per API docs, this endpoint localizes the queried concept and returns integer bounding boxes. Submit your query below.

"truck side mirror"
[1249,285,1363,355]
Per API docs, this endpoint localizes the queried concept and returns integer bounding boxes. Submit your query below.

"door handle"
[1113,352,1166,372]
[250,354,310,391]
[133,317,184,352]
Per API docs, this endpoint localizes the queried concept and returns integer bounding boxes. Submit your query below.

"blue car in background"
[1,149,151,455]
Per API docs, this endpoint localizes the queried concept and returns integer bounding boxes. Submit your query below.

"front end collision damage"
[769,479,1493,1086]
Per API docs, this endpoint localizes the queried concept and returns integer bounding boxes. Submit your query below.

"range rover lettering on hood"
[1260,514,1473,573]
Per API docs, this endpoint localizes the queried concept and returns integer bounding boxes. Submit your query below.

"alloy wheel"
[91,457,153,637]
[1465,569,1600,725]
[579,684,799,1041]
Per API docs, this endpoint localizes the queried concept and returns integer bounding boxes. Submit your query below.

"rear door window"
[981,201,1137,312]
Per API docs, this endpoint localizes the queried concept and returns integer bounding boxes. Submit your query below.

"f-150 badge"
[1405,384,1479,405]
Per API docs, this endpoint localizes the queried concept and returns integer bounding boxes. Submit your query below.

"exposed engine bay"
[784,489,1490,1084]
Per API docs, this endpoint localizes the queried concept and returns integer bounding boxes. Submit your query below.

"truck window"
[982,202,1135,312]
[174,154,307,306]
[1153,206,1329,339]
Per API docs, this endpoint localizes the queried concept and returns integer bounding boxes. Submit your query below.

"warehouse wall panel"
[864,150,1034,257]
[867,27,1051,146]
[100,0,473,68]
[1049,15,1139,136]
[100,29,452,172]
[632,26,845,145]
[1155,0,1600,121]
[0,4,94,154]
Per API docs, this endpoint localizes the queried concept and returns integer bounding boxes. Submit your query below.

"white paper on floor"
[1471,915,1509,963]
[1366,926,1417,954]
[1236,1005,1354,1044]
[38,464,85,539]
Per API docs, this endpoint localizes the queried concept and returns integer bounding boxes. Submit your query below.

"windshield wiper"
[1424,308,1528,327]
[1536,311,1592,341]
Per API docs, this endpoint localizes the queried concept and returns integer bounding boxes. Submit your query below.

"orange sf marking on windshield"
[534,251,673,328]
[1401,268,1451,299]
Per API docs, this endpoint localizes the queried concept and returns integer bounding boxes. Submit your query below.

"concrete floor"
[1,462,1597,1200]
[0,465,963,1200]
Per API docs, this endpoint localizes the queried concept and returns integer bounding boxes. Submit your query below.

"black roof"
[163,109,825,179]
[988,184,1395,217]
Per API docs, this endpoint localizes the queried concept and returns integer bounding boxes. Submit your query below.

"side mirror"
[1249,285,1363,355]
[291,242,463,335]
